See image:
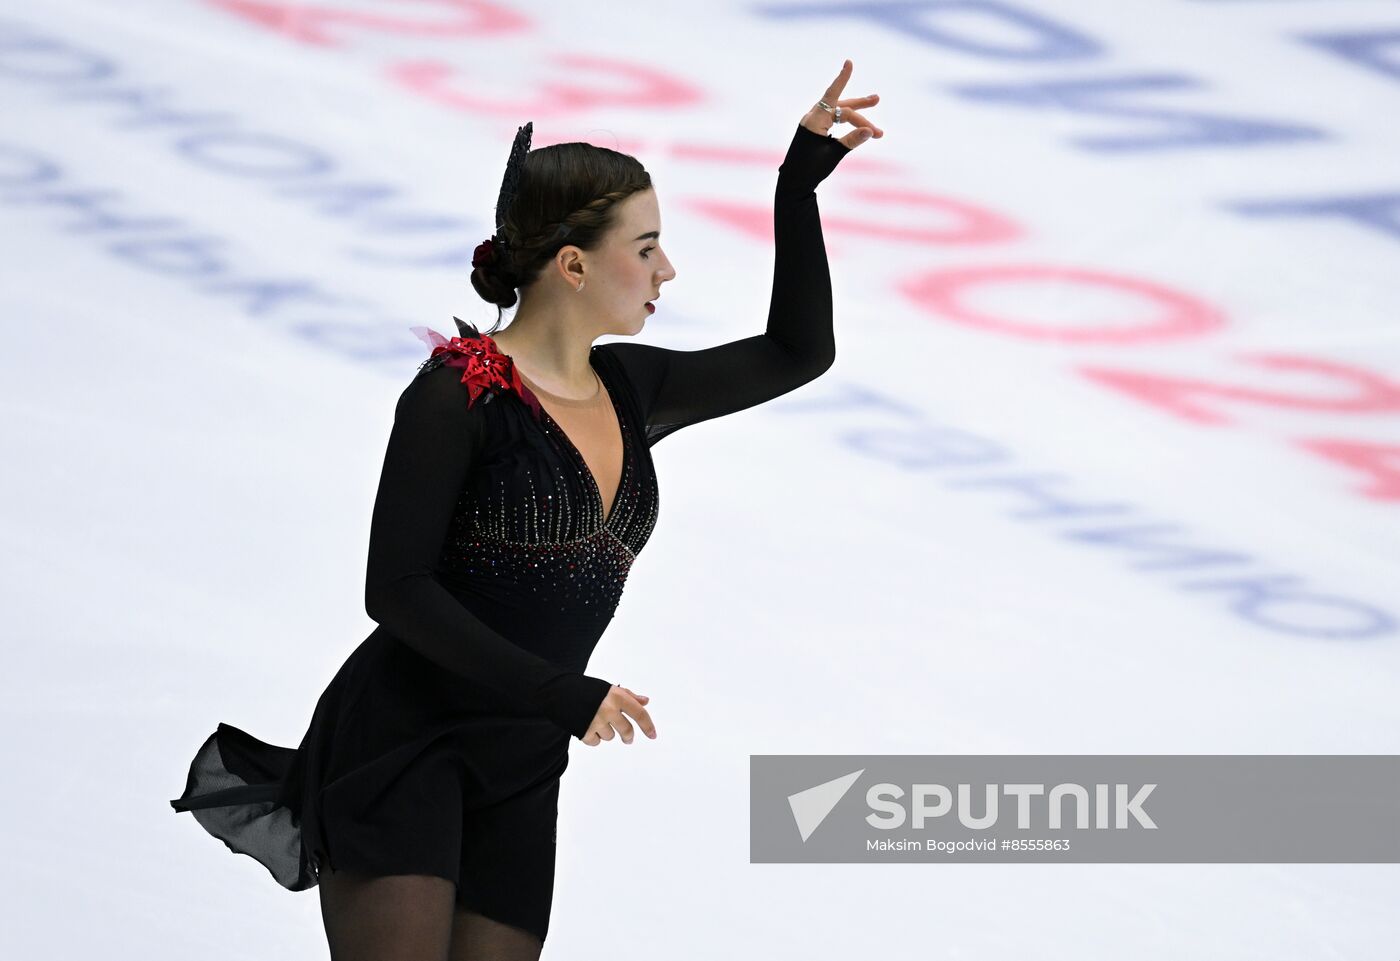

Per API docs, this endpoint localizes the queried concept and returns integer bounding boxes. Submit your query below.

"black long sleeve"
[363,365,614,740]
[604,123,852,445]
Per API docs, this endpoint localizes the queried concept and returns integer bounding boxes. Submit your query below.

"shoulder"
[402,359,473,405]
[592,341,683,447]
[592,340,671,408]
[395,361,494,440]
[403,320,524,415]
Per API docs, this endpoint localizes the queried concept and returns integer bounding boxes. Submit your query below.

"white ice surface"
[2,1,1398,958]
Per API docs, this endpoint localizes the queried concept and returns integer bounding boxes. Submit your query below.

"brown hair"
[471,141,652,333]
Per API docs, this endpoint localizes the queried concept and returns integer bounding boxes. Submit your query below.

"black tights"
[318,866,544,961]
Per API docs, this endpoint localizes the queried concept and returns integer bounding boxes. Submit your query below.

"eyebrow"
[633,231,660,241]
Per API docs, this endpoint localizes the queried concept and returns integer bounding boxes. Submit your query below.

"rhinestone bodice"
[415,331,660,674]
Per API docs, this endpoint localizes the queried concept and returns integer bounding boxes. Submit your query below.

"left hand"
[801,58,884,149]
[579,684,654,746]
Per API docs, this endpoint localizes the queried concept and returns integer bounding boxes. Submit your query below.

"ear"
[550,246,586,289]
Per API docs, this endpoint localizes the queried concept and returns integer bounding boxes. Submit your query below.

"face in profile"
[593,188,676,335]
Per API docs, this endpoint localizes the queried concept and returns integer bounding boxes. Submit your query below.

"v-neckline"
[486,335,628,528]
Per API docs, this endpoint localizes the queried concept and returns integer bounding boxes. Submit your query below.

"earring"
[577,281,585,292]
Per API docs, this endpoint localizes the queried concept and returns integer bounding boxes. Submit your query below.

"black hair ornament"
[471,121,573,273]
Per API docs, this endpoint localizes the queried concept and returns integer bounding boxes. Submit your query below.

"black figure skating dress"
[169,122,852,943]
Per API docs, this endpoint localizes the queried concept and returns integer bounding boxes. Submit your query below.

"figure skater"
[170,58,881,960]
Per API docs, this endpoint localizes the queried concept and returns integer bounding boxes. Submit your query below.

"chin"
[601,320,645,339]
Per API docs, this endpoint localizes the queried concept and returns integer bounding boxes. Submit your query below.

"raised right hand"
[581,684,656,746]
[800,58,883,148]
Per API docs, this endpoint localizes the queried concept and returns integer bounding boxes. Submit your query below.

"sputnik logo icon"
[787,768,865,842]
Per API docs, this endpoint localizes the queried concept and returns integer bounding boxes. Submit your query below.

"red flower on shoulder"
[408,319,543,420]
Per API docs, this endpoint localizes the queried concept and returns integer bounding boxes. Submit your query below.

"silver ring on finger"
[817,99,843,124]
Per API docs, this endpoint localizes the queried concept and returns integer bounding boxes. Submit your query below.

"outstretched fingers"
[819,60,884,147]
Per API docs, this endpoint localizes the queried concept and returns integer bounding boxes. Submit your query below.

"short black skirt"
[169,629,574,943]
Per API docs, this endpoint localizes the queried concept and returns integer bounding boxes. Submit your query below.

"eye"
[640,246,654,260]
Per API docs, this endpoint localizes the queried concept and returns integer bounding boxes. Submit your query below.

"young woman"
[170,59,881,961]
